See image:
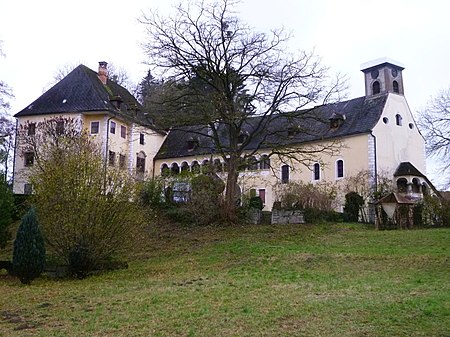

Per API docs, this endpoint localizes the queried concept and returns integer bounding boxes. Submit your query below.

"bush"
[276,181,337,211]
[0,176,14,249]
[185,175,225,226]
[12,207,46,284]
[249,196,263,210]
[343,191,364,222]
[27,123,145,275]
[303,208,343,223]
[68,239,95,279]
[138,178,165,209]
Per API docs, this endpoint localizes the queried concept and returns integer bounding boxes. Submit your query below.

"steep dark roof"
[155,94,388,160]
[394,162,425,177]
[14,65,153,129]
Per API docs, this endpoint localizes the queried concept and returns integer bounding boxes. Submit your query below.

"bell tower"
[361,58,405,97]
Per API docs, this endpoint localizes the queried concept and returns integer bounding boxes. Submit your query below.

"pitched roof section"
[14,64,141,119]
[394,162,425,178]
[155,94,388,160]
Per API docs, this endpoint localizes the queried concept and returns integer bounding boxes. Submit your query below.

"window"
[396,114,402,126]
[258,189,266,205]
[90,121,100,134]
[181,161,190,172]
[137,153,146,174]
[121,125,127,138]
[119,154,126,169]
[393,80,399,93]
[139,133,145,145]
[24,183,33,195]
[336,160,344,179]
[281,165,289,184]
[187,137,199,151]
[260,155,270,170]
[202,159,211,174]
[247,156,258,171]
[191,161,200,174]
[160,163,169,176]
[237,133,248,145]
[56,120,64,135]
[213,159,223,173]
[27,123,36,136]
[408,123,414,129]
[313,163,320,181]
[372,81,380,95]
[110,121,116,134]
[24,152,34,167]
[108,150,116,166]
[171,163,180,175]
[383,117,389,124]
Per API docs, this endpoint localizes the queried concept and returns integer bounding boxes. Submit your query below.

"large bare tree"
[0,41,15,180]
[140,0,346,220]
[418,86,450,188]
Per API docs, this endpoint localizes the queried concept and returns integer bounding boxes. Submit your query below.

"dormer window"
[110,95,123,109]
[287,125,300,138]
[237,132,248,145]
[329,113,345,129]
[187,137,199,151]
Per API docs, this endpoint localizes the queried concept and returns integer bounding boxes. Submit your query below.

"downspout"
[103,115,114,190]
[371,132,378,192]
[11,119,18,191]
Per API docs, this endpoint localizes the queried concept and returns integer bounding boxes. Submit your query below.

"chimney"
[98,61,108,84]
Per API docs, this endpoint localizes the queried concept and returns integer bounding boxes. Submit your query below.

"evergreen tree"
[12,207,46,284]
[0,174,13,248]
[343,192,364,222]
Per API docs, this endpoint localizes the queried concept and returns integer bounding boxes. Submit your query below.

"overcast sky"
[0,0,449,186]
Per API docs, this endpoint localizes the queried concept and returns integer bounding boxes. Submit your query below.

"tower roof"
[360,57,405,72]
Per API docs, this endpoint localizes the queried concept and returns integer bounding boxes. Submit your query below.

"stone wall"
[271,209,305,224]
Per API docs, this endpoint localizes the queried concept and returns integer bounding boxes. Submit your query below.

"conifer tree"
[12,207,46,284]
[0,175,13,248]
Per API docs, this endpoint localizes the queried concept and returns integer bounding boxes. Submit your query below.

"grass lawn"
[0,223,449,336]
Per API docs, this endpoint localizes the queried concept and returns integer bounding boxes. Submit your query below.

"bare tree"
[418,86,450,188]
[0,41,15,180]
[140,0,346,220]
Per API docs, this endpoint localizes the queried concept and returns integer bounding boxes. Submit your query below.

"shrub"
[188,175,224,225]
[138,178,165,209]
[12,207,46,284]
[0,176,14,249]
[26,120,145,275]
[249,196,263,210]
[68,239,95,279]
[276,181,337,211]
[343,191,364,222]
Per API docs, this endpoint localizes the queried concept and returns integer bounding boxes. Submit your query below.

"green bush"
[249,196,263,210]
[343,192,364,222]
[68,239,95,279]
[0,177,14,249]
[138,178,165,209]
[303,208,343,223]
[187,175,225,226]
[12,207,46,284]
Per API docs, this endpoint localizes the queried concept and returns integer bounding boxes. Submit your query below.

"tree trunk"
[224,155,239,223]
